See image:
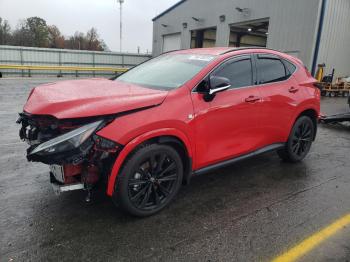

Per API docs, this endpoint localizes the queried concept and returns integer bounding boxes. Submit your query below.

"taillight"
[312,83,321,98]
[305,66,313,78]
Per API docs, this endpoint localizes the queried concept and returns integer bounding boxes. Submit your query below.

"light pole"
[117,0,124,53]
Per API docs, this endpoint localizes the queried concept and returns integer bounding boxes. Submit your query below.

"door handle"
[245,95,261,103]
[289,86,299,93]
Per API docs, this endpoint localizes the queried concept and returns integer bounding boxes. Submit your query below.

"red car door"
[254,53,302,145]
[191,55,264,170]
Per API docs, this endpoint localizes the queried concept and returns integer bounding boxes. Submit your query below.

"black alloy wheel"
[129,153,179,210]
[114,144,183,217]
[290,120,313,156]
[278,116,315,162]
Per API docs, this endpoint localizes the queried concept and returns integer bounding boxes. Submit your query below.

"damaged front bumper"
[49,166,85,196]
[26,120,104,164]
[18,113,121,195]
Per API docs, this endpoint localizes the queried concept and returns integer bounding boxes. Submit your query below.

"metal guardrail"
[0,64,128,72]
[0,45,150,77]
[0,64,129,77]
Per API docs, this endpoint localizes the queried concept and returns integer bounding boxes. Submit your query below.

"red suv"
[18,48,320,216]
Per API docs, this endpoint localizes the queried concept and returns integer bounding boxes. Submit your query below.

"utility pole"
[117,0,124,53]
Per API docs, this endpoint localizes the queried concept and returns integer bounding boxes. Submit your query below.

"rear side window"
[257,55,288,84]
[213,57,253,88]
[283,59,297,75]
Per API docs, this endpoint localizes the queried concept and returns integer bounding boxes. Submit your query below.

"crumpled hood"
[24,78,168,119]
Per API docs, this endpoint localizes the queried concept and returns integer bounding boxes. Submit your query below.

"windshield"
[116,53,215,90]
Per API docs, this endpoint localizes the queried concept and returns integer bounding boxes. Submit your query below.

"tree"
[66,31,86,50]
[11,17,49,47]
[0,16,109,51]
[12,20,32,46]
[48,25,65,48]
[85,28,108,51]
[64,29,108,51]
[86,27,100,51]
[0,17,12,45]
[100,40,110,52]
[25,17,49,47]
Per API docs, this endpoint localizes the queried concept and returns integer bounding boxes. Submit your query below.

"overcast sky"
[0,0,179,53]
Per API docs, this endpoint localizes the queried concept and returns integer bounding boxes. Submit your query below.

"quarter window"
[283,59,297,76]
[257,56,288,84]
[213,57,253,88]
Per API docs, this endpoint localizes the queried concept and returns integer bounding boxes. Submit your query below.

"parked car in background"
[18,47,320,216]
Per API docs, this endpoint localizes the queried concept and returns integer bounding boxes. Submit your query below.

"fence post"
[20,48,24,77]
[92,52,96,77]
[58,51,62,77]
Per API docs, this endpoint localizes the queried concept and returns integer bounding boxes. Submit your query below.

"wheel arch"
[294,108,318,140]
[106,128,193,196]
[157,136,193,186]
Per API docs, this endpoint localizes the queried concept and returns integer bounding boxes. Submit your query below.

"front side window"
[117,54,215,90]
[213,57,253,88]
[257,55,288,84]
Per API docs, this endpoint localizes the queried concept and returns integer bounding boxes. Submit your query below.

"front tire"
[113,144,183,217]
[278,116,315,163]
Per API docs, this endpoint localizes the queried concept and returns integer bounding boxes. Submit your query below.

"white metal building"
[152,0,350,77]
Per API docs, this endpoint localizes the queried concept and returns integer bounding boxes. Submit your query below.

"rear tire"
[113,144,183,217]
[278,116,315,163]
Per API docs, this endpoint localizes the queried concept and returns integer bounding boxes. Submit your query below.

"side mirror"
[209,76,231,95]
[202,76,231,102]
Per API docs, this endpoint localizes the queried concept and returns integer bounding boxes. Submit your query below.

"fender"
[291,100,320,123]
[106,128,193,196]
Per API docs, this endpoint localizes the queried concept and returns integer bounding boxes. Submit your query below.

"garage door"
[162,33,181,53]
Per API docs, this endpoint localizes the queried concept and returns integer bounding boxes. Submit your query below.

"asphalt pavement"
[0,78,349,261]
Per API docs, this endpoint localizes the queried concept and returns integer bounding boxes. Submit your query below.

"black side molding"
[193,143,285,176]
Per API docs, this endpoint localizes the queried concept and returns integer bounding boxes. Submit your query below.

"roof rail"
[219,47,281,55]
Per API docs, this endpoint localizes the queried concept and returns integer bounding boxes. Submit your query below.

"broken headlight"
[29,120,103,156]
